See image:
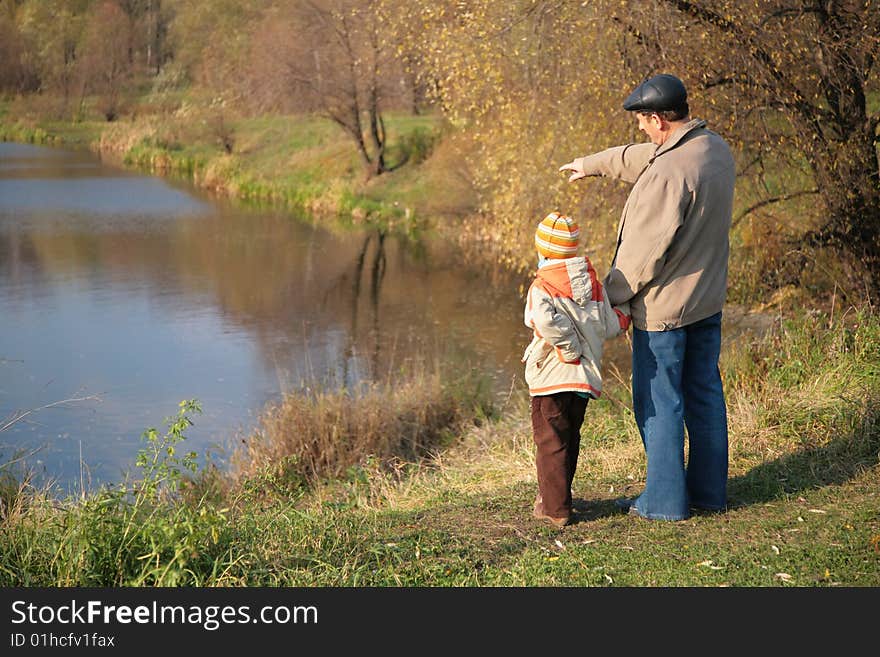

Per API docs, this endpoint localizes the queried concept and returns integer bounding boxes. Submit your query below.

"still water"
[0,142,530,493]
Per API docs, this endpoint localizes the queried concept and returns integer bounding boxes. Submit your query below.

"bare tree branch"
[488,0,567,39]
[731,189,820,229]
[759,4,822,28]
[661,0,831,127]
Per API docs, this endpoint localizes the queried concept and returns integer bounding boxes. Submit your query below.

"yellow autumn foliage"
[385,0,880,294]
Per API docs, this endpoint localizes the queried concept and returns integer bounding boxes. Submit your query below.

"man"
[559,73,736,521]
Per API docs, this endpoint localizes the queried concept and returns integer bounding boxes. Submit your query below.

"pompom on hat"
[535,211,580,259]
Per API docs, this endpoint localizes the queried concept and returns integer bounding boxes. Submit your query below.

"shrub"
[398,125,439,165]
[233,369,493,490]
[0,401,236,586]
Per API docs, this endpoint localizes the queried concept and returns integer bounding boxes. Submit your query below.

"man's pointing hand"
[558,160,586,183]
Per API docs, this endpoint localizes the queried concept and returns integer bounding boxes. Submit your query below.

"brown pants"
[531,392,589,518]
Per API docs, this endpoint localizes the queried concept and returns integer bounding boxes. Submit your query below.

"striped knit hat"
[535,211,580,259]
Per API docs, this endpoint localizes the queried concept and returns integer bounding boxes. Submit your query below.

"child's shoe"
[533,494,571,528]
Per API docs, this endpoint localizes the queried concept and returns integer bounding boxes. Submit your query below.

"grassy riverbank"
[2,308,877,586]
[2,97,877,587]
[0,97,476,234]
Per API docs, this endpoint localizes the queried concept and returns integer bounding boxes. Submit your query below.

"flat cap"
[622,74,687,112]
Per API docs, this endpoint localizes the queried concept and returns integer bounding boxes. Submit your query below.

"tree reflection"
[328,229,388,388]
[1,196,526,398]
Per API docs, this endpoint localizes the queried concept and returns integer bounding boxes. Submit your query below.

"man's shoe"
[626,505,644,518]
[614,496,649,518]
[533,496,571,528]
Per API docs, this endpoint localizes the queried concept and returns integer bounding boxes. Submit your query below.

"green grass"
[1,308,877,587]
[0,98,105,147]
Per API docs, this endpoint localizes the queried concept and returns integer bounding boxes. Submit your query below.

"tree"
[16,0,94,114]
[611,1,880,296]
[115,0,170,75]
[0,11,37,92]
[78,0,133,120]
[144,0,169,75]
[251,0,408,178]
[165,0,269,98]
[388,1,633,270]
[389,1,880,295]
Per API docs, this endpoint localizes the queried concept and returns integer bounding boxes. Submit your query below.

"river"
[0,142,535,493]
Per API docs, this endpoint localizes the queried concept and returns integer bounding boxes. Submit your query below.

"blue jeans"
[630,312,728,520]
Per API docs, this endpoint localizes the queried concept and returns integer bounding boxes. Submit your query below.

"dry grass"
[231,368,490,491]
[315,306,880,518]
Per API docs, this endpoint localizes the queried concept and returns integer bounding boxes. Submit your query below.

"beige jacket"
[522,257,629,398]
[574,119,736,331]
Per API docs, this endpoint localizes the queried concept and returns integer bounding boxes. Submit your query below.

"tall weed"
[0,401,235,586]
[233,369,493,492]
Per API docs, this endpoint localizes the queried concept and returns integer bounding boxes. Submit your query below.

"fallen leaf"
[604,574,613,584]
[797,516,805,522]
[697,560,714,567]
[554,539,566,550]
[775,573,793,582]
[807,509,826,514]
[771,545,780,555]
[546,555,559,561]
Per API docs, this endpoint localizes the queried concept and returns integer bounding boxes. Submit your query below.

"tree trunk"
[366,22,386,178]
[367,100,386,177]
[802,6,880,293]
[805,124,880,292]
[348,119,372,171]
[660,0,880,295]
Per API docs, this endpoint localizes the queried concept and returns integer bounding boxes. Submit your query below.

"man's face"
[636,112,665,145]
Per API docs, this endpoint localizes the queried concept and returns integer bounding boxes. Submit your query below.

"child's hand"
[559,160,586,183]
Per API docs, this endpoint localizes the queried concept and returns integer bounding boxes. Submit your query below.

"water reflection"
[0,143,526,492]
[333,231,386,386]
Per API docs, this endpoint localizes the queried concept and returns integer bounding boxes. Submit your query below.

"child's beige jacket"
[523,256,629,398]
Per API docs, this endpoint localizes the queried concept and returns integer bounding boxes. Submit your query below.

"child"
[523,211,630,527]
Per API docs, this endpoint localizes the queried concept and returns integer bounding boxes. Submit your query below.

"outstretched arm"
[559,143,656,184]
